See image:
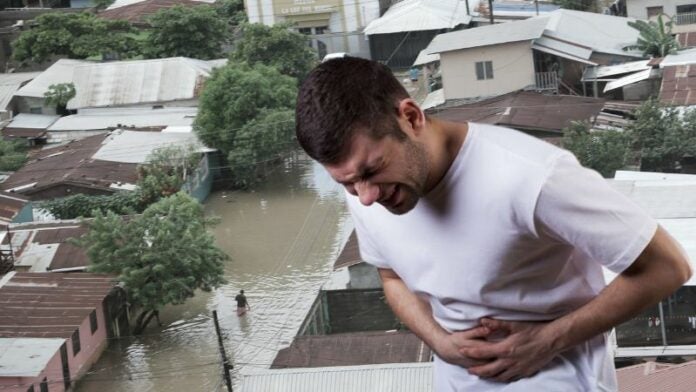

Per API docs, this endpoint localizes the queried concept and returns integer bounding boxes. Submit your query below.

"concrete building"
[626,0,696,36]
[244,0,381,59]
[0,338,67,392]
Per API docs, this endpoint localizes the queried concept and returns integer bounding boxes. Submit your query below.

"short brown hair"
[295,57,409,164]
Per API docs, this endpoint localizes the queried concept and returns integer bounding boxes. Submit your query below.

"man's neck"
[423,119,469,194]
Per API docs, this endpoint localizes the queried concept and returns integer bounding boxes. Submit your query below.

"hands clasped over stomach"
[436,318,559,383]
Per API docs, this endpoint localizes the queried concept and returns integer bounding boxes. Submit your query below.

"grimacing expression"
[325,132,430,215]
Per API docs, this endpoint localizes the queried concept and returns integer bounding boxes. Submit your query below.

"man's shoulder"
[468,123,565,168]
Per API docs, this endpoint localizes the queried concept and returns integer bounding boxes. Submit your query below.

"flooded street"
[75,152,352,391]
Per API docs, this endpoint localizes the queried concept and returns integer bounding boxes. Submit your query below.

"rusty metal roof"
[333,231,361,270]
[99,0,212,25]
[271,331,431,369]
[660,65,696,106]
[617,361,696,392]
[9,220,90,272]
[430,91,605,133]
[0,133,139,198]
[678,32,696,49]
[0,272,117,339]
[0,191,29,225]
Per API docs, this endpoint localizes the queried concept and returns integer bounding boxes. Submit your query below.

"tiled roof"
[272,331,431,369]
[100,0,211,25]
[617,361,696,392]
[659,65,696,106]
[0,272,117,339]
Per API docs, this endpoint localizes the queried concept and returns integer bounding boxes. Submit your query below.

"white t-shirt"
[347,123,657,391]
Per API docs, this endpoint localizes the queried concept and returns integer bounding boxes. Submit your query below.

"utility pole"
[488,0,494,24]
[212,311,233,392]
[535,0,539,15]
[465,0,470,15]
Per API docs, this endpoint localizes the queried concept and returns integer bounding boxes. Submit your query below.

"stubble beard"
[387,139,430,215]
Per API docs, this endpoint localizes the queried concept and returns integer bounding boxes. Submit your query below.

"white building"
[626,0,696,34]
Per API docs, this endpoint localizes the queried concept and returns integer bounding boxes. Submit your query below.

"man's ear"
[397,98,426,136]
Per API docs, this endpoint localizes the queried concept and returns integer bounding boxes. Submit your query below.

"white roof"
[48,107,197,131]
[14,59,91,99]
[603,68,652,92]
[614,170,696,183]
[0,338,65,377]
[427,16,548,54]
[106,0,214,10]
[420,88,445,110]
[240,363,433,392]
[582,60,651,81]
[661,48,696,68]
[68,57,216,110]
[427,10,641,59]
[0,72,40,111]
[413,50,440,67]
[92,129,213,164]
[364,0,471,36]
[7,113,60,129]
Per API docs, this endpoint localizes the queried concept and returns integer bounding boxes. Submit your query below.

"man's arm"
[379,268,491,367]
[462,226,692,382]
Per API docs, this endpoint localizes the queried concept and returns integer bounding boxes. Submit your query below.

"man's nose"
[355,181,380,206]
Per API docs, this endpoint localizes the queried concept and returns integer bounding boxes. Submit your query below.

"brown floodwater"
[75,152,351,391]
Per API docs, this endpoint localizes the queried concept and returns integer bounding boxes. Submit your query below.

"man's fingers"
[459,326,490,339]
[468,359,510,378]
[492,367,521,383]
[480,317,512,332]
[460,341,506,360]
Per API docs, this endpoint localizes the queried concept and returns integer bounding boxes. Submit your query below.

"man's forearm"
[544,226,692,353]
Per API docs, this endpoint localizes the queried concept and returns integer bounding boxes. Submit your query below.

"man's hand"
[433,326,493,368]
[460,318,558,382]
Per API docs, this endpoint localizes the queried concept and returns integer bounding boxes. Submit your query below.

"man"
[294,57,692,391]
[235,289,250,316]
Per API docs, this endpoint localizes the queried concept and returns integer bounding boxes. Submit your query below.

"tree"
[194,62,297,186]
[216,0,247,26]
[561,122,631,178]
[552,0,595,11]
[624,15,680,58]
[12,12,139,65]
[628,98,696,172]
[137,144,202,205]
[44,83,76,116]
[143,5,228,60]
[80,193,227,334]
[230,23,317,79]
[0,139,28,172]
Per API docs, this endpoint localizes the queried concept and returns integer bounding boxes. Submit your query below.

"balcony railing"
[675,12,696,25]
[535,71,559,93]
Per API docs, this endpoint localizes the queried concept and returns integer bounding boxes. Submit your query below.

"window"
[298,27,311,35]
[90,310,98,334]
[29,107,42,114]
[40,378,48,392]
[677,4,696,14]
[646,6,663,18]
[314,26,328,35]
[475,61,494,80]
[71,329,81,356]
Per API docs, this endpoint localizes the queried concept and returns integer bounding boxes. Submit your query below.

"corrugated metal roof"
[661,48,696,68]
[100,0,214,24]
[531,34,595,64]
[582,60,651,81]
[427,10,641,58]
[6,113,60,129]
[92,129,211,164]
[106,0,213,9]
[14,59,91,99]
[364,0,471,36]
[48,107,197,131]
[9,220,90,272]
[240,362,433,392]
[0,72,40,111]
[0,272,116,339]
[603,68,652,93]
[420,89,445,110]
[412,50,439,67]
[617,360,696,392]
[272,331,431,369]
[0,191,29,225]
[68,57,215,109]
[427,16,547,54]
[333,231,361,270]
[659,65,696,106]
[492,1,560,17]
[0,337,65,377]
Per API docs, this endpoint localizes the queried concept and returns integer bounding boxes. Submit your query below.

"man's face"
[325,131,430,215]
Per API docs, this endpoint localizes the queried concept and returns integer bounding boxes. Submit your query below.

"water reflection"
[75,153,351,391]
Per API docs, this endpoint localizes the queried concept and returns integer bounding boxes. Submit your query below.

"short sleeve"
[534,153,657,274]
[346,193,391,269]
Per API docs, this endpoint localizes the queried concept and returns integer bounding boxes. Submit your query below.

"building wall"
[440,41,536,100]
[626,0,696,33]
[0,345,66,392]
[12,203,33,223]
[66,302,109,381]
[183,154,213,203]
[15,97,56,116]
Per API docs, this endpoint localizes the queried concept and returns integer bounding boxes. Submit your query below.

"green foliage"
[40,192,143,220]
[44,83,76,115]
[625,16,680,58]
[40,145,202,219]
[230,23,317,79]
[80,193,227,332]
[194,62,296,187]
[12,12,139,65]
[627,98,696,172]
[0,139,28,171]
[562,122,631,178]
[216,0,247,25]
[143,5,228,60]
[552,0,594,11]
[93,0,115,10]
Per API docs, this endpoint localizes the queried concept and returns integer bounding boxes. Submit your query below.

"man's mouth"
[381,185,400,207]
